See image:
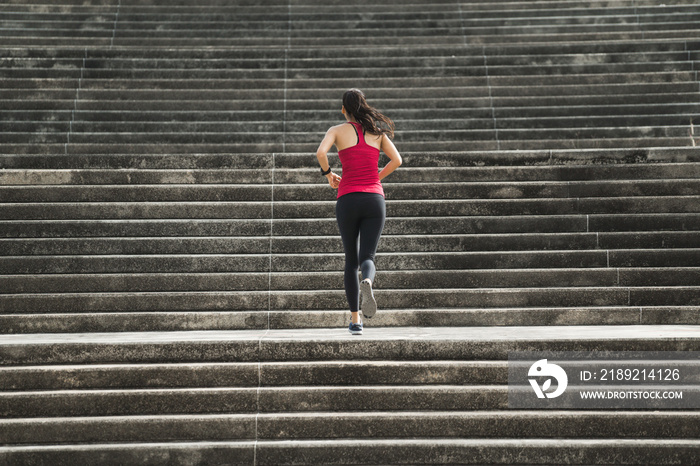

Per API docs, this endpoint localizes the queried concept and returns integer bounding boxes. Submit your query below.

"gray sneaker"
[360,278,377,318]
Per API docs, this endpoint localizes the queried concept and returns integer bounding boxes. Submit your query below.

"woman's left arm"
[316,127,341,189]
[378,134,402,181]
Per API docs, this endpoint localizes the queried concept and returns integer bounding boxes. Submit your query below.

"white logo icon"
[528,359,568,399]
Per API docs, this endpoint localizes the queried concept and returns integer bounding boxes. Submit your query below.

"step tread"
[1,325,697,345]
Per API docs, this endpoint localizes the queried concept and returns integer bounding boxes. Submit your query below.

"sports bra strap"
[348,121,366,146]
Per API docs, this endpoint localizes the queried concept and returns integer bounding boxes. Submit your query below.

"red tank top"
[337,122,384,198]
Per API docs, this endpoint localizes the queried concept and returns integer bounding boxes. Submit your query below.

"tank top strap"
[348,121,366,146]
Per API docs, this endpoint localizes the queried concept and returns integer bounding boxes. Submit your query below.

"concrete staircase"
[1,0,700,464]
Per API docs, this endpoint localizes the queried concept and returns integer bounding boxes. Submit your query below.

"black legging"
[335,192,386,312]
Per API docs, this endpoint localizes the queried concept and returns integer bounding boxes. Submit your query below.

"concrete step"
[5,20,699,40]
[2,137,696,154]
[1,0,700,464]
[7,10,697,30]
[1,38,694,58]
[1,232,698,256]
[1,324,697,363]
[3,213,699,238]
[0,360,506,390]
[0,63,694,84]
[2,411,699,445]
[2,248,699,273]
[2,163,700,184]
[1,179,698,203]
[0,197,698,221]
[3,69,694,90]
[2,82,698,104]
[2,287,700,313]
[3,113,698,134]
[0,385,517,417]
[3,305,699,334]
[1,50,695,71]
[3,268,700,294]
[1,148,697,169]
[0,325,698,366]
[3,101,698,121]
[3,29,697,48]
[2,95,697,115]
[1,439,698,465]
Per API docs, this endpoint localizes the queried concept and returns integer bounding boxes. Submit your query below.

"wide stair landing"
[1,0,700,464]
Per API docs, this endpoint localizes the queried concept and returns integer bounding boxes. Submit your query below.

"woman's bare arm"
[316,127,342,189]
[378,134,402,181]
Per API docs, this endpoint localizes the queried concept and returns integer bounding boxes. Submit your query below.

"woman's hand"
[326,172,341,189]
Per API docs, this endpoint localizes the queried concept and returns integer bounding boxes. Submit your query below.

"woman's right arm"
[316,127,342,189]
[378,134,402,181]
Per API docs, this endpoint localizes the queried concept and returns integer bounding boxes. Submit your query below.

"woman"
[316,89,402,335]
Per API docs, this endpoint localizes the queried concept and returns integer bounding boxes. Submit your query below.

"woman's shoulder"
[327,122,357,140]
[329,122,353,131]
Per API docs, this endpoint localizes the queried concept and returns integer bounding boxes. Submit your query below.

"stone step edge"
[4,39,698,53]
[1,412,697,446]
[2,306,696,333]
[1,150,697,168]
[5,93,699,103]
[1,306,694,316]
[6,35,698,49]
[2,284,700,291]
[3,8,699,20]
[0,438,697,463]
[0,410,695,419]
[1,161,698,170]
[2,249,697,257]
[0,384,510,393]
[4,34,700,48]
[2,146,697,155]
[0,324,697,345]
[0,360,504,371]
[0,232,692,238]
[1,267,697,275]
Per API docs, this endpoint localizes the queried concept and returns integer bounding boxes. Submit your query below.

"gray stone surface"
[2,324,698,346]
[2,0,700,463]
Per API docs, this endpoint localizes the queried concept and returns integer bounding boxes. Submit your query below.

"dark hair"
[342,89,395,139]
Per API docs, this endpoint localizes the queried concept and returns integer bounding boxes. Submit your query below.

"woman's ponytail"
[342,89,395,139]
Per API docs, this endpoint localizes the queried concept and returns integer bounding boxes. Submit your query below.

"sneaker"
[360,278,377,319]
[348,321,363,335]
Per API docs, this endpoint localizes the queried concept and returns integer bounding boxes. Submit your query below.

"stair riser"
[2,412,699,444]
[0,386,511,417]
[5,15,700,32]
[1,137,694,154]
[2,0,700,462]
[1,198,698,220]
[0,361,506,390]
[3,58,695,75]
[3,214,699,238]
[1,440,698,466]
[6,112,700,133]
[2,181,699,202]
[2,335,698,366]
[2,232,696,255]
[3,249,698,273]
[3,269,700,294]
[4,306,695,334]
[3,288,699,313]
[3,69,695,89]
[2,148,699,169]
[4,92,698,110]
[0,38,694,59]
[3,164,700,184]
